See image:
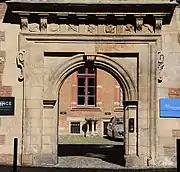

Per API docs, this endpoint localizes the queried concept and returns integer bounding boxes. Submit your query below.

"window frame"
[77,67,96,107]
[70,121,81,134]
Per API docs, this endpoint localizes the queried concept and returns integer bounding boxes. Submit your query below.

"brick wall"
[59,68,124,136]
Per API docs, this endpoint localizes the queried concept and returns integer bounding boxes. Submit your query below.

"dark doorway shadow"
[58,144,125,166]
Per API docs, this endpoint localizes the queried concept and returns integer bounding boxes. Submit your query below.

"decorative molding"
[124,24,135,33]
[16,50,25,82]
[155,16,163,33]
[83,55,96,63]
[29,23,40,32]
[43,100,56,108]
[105,25,116,33]
[157,51,165,83]
[87,24,96,33]
[48,23,59,32]
[142,24,154,33]
[136,17,143,32]
[20,16,28,32]
[68,24,78,32]
[40,16,47,32]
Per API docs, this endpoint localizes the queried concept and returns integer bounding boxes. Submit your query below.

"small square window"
[70,122,80,134]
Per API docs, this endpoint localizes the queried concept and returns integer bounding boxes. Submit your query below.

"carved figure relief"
[68,24,78,32]
[142,24,154,33]
[29,23,40,32]
[157,51,165,83]
[16,50,25,82]
[20,17,28,31]
[48,23,59,32]
[105,25,116,33]
[124,24,134,33]
[155,18,162,33]
[136,18,143,32]
[40,17,47,32]
[87,24,96,33]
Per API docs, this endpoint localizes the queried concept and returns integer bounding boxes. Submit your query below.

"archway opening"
[58,66,126,167]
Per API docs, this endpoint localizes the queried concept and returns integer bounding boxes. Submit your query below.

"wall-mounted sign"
[160,98,180,118]
[0,97,15,116]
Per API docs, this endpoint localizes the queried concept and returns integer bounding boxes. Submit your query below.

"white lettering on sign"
[0,101,12,107]
[165,104,180,111]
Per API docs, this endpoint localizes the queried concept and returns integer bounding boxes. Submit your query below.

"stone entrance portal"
[4,0,176,167]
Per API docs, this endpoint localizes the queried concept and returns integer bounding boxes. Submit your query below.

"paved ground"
[0,164,176,172]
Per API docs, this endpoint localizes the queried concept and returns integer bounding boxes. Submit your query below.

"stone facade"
[0,0,180,168]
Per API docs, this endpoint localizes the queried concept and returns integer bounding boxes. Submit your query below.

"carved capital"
[155,17,163,33]
[40,16,47,32]
[157,51,165,83]
[16,50,25,82]
[135,17,143,32]
[20,16,28,32]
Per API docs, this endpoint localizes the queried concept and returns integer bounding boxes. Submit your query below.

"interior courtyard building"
[1,0,180,168]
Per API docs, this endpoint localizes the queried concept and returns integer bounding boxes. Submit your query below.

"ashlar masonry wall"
[0,2,23,165]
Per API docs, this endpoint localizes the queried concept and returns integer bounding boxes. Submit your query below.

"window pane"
[88,87,95,95]
[88,67,95,74]
[78,67,85,74]
[78,78,85,86]
[88,78,95,86]
[88,96,95,105]
[70,122,80,134]
[78,96,85,105]
[78,87,85,95]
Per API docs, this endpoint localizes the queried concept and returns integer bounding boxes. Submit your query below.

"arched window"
[77,67,96,106]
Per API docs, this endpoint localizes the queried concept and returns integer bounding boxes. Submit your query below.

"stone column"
[91,121,94,135]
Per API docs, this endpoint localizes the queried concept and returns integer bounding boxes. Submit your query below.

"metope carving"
[68,24,78,32]
[124,24,134,33]
[87,24,96,33]
[142,24,154,33]
[48,23,59,32]
[105,25,116,33]
[29,23,40,32]
[157,51,165,83]
[16,50,25,82]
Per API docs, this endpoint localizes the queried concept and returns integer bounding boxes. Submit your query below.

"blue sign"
[160,98,180,118]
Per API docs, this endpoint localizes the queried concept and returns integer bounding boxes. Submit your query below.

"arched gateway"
[3,0,176,168]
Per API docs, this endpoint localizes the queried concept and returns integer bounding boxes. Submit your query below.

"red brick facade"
[59,68,124,136]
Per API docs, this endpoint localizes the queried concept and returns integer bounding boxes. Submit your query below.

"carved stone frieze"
[105,25,116,33]
[16,50,25,82]
[157,51,165,83]
[83,55,96,63]
[136,17,143,32]
[87,24,96,33]
[68,24,78,32]
[155,17,163,33]
[48,23,59,32]
[20,17,28,32]
[124,24,135,33]
[29,23,40,32]
[142,24,154,33]
[40,17,47,32]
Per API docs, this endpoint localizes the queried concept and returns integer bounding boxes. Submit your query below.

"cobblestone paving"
[56,156,125,169]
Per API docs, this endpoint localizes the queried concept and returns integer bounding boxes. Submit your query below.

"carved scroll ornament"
[16,50,25,82]
[157,51,165,83]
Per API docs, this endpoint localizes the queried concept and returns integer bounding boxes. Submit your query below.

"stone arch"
[44,53,137,102]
